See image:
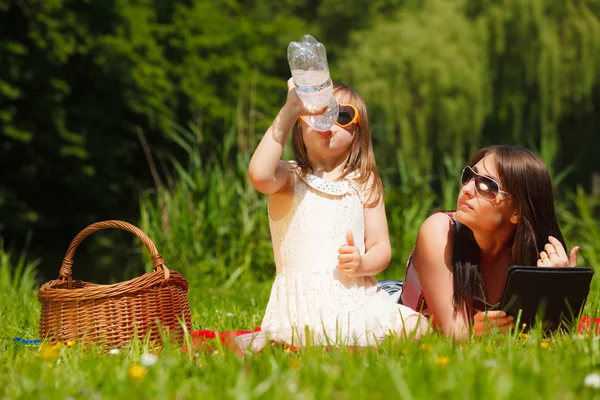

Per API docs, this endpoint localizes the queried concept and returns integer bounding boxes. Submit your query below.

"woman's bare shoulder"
[418,212,454,238]
[412,212,455,271]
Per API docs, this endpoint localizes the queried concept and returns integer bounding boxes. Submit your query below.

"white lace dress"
[246,166,425,347]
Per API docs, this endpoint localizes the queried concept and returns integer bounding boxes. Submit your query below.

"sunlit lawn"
[3,263,600,400]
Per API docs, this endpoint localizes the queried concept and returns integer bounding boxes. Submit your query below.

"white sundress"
[238,165,426,349]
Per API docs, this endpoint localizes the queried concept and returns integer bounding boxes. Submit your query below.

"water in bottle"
[287,35,338,131]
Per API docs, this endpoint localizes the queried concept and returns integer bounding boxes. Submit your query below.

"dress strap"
[443,211,461,232]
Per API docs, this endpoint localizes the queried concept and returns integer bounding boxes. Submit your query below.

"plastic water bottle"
[287,34,338,131]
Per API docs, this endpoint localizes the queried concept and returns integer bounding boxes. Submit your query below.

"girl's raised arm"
[248,79,324,194]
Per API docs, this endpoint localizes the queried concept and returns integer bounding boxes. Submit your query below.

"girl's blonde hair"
[290,82,383,208]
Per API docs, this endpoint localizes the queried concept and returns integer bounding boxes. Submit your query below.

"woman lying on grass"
[380,145,580,339]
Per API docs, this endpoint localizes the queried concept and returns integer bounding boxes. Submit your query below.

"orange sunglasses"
[300,103,360,128]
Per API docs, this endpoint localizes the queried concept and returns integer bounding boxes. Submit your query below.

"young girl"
[245,79,426,347]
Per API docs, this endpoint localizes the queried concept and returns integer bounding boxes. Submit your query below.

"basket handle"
[59,220,169,289]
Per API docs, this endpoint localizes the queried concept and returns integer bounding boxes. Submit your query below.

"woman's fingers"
[537,257,544,266]
[473,310,507,322]
[548,236,567,259]
[498,323,515,334]
[538,250,550,266]
[544,243,562,266]
[569,246,580,267]
[473,316,514,336]
[539,239,572,267]
[539,236,576,267]
[474,317,513,327]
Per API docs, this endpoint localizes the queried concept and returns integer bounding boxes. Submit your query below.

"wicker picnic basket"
[38,220,192,349]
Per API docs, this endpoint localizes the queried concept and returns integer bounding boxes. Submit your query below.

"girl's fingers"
[287,78,296,91]
[338,245,355,254]
[305,104,328,116]
[337,254,355,263]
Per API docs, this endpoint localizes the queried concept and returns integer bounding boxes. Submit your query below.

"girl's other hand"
[285,78,328,119]
[536,236,579,267]
[337,230,362,277]
[473,310,514,336]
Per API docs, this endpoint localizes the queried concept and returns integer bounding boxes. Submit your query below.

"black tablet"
[499,266,595,331]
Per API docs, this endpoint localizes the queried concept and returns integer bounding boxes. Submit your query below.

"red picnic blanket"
[183,316,600,354]
[186,327,375,354]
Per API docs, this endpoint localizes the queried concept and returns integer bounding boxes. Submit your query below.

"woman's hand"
[537,236,579,267]
[473,310,514,336]
[337,230,363,277]
[284,78,328,120]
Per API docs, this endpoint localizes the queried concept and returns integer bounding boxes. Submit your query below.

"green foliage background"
[0,0,599,283]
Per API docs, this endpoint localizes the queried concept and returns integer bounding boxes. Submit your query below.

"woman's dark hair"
[452,145,566,313]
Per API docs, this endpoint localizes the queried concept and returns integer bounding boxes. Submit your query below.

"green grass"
[3,245,600,399]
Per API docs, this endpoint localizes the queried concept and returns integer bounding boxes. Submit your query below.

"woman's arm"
[412,213,514,339]
[411,212,470,339]
[337,188,391,277]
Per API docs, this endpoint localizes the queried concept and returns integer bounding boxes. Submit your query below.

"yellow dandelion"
[288,359,300,369]
[436,356,451,366]
[519,333,530,340]
[419,343,432,351]
[128,364,148,381]
[38,342,62,360]
[522,323,527,328]
[66,340,76,347]
[540,340,551,349]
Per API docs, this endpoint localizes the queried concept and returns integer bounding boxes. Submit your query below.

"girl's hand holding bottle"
[283,78,327,122]
[337,230,363,277]
[248,78,327,196]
